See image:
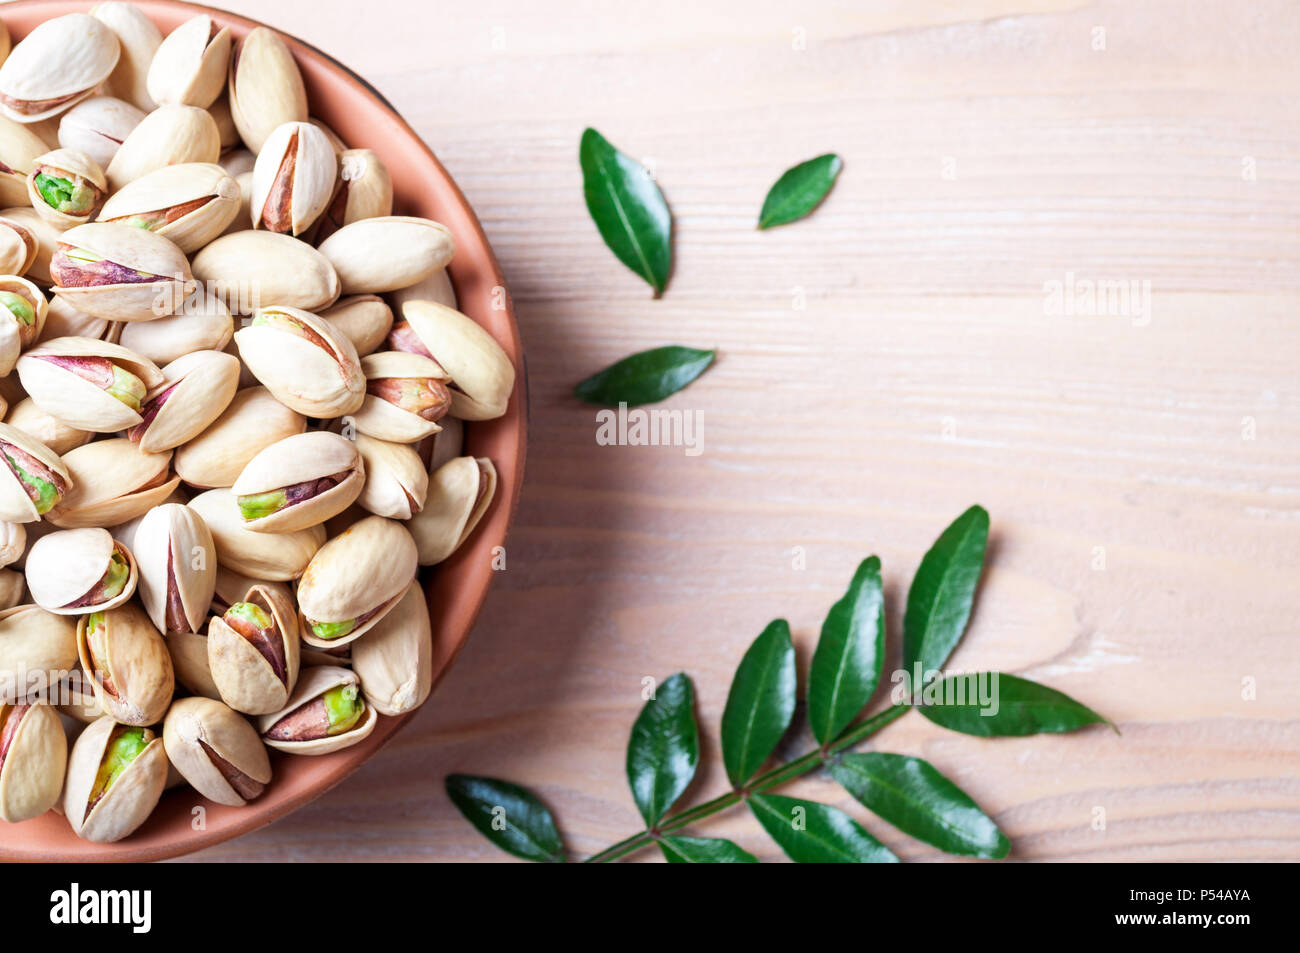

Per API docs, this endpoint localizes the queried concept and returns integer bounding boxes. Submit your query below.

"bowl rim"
[0,0,528,862]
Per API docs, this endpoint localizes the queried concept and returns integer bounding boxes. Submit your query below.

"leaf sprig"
[447,506,1112,862]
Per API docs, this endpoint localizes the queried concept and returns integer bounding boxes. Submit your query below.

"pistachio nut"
[234,305,364,417]
[163,696,271,806]
[49,222,195,322]
[166,628,220,700]
[26,528,137,615]
[228,28,308,154]
[210,565,268,616]
[391,300,515,420]
[17,336,165,432]
[90,2,162,111]
[173,385,305,488]
[388,266,457,313]
[354,351,453,444]
[0,604,78,701]
[311,148,391,244]
[64,715,167,843]
[4,396,91,456]
[0,118,51,206]
[117,285,233,365]
[219,147,255,178]
[146,15,231,109]
[0,215,38,276]
[231,431,364,534]
[251,121,337,236]
[0,206,61,285]
[38,294,111,345]
[354,432,428,520]
[0,275,48,376]
[321,294,392,357]
[297,515,416,648]
[188,487,323,581]
[191,230,340,314]
[207,581,301,715]
[0,701,66,821]
[133,503,216,636]
[57,95,145,169]
[219,170,253,238]
[258,665,375,755]
[0,570,23,610]
[98,162,240,253]
[425,413,463,472]
[0,14,121,123]
[47,437,178,529]
[104,103,221,192]
[76,602,173,725]
[317,216,455,295]
[26,148,108,228]
[59,664,106,722]
[409,456,497,565]
[210,96,239,153]
[0,521,24,568]
[128,349,240,453]
[310,118,347,155]
[352,582,431,716]
[0,421,71,522]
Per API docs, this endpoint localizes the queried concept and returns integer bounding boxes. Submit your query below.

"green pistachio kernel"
[3,451,58,514]
[100,551,130,601]
[106,365,146,411]
[35,172,75,209]
[237,490,288,521]
[65,247,103,264]
[309,618,356,641]
[323,684,364,735]
[88,726,150,806]
[227,601,273,629]
[87,611,106,635]
[0,291,34,326]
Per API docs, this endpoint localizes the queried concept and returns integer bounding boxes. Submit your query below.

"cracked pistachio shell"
[0,701,66,822]
[0,15,121,124]
[318,216,454,295]
[410,456,497,566]
[5,396,92,456]
[228,27,308,154]
[297,515,416,648]
[208,581,300,715]
[0,216,38,276]
[129,349,240,453]
[76,602,173,726]
[219,170,252,238]
[188,487,323,581]
[0,522,24,568]
[0,605,78,699]
[0,275,48,376]
[118,285,233,365]
[173,385,305,489]
[134,503,216,635]
[0,118,51,206]
[167,628,219,700]
[104,103,220,192]
[234,305,363,417]
[59,665,105,722]
[47,438,178,529]
[210,94,239,153]
[388,266,456,313]
[397,300,515,420]
[26,148,108,228]
[39,295,110,344]
[49,222,196,321]
[321,294,392,357]
[0,207,60,285]
[251,121,337,235]
[352,582,431,716]
[231,431,364,534]
[0,570,23,610]
[163,696,271,806]
[0,420,72,523]
[313,148,392,244]
[192,230,340,314]
[354,351,451,444]
[310,119,346,155]
[57,96,145,169]
[354,432,428,520]
[26,528,137,615]
[147,15,232,109]
[98,162,240,254]
[64,715,167,842]
[211,565,269,616]
[258,665,376,755]
[90,2,162,112]
[17,336,165,432]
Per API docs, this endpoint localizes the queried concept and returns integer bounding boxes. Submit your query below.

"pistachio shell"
[396,300,515,420]
[0,702,66,822]
[98,161,240,253]
[321,294,392,357]
[207,581,300,715]
[0,216,38,276]
[0,521,24,568]
[163,696,271,806]
[38,294,110,345]
[234,305,364,417]
[166,628,220,700]
[47,437,177,529]
[191,230,340,314]
[228,28,308,154]
[4,396,91,456]
[318,216,455,295]
[49,222,196,321]
[352,583,431,715]
[90,2,162,111]
[231,431,364,534]
[59,665,106,722]
[0,206,61,284]
[0,604,78,699]
[0,420,72,523]
[388,266,456,312]
[0,15,121,123]
[257,665,375,755]
[353,350,451,444]
[26,528,137,614]
[310,118,346,155]
[173,385,305,489]
[354,432,428,520]
[64,715,167,842]
[219,147,255,178]
[57,95,145,168]
[26,148,108,228]
[117,285,233,365]
[409,456,497,565]
[147,16,231,109]
[211,565,269,615]
[0,275,48,376]
[0,118,51,205]
[251,121,337,235]
[17,336,164,432]
[426,414,464,472]
[76,602,173,725]
[0,569,24,610]
[312,148,392,244]
[188,487,323,581]
[133,502,216,635]
[130,349,239,453]
[104,103,220,192]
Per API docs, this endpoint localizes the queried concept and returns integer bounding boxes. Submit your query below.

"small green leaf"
[807,556,885,745]
[902,504,990,676]
[625,672,699,827]
[749,794,898,863]
[579,127,672,295]
[917,672,1113,737]
[720,619,797,787]
[829,753,1009,858]
[658,835,758,863]
[757,153,843,229]
[575,346,714,407]
[445,775,565,862]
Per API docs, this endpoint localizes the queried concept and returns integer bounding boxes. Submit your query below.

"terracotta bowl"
[0,0,525,860]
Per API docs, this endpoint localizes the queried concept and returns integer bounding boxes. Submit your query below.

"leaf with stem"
[758,153,843,229]
[903,504,989,676]
[445,775,565,862]
[626,672,699,827]
[658,835,758,863]
[720,619,796,787]
[575,346,715,407]
[749,793,898,863]
[918,672,1115,736]
[808,556,886,745]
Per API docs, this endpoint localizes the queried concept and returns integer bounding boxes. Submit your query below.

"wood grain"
[183,0,1300,862]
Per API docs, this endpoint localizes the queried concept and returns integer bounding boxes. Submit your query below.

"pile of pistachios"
[0,5,514,844]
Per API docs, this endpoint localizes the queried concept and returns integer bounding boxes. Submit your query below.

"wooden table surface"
[186,0,1300,862]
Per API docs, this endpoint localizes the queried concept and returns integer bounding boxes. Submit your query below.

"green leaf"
[658,835,758,863]
[917,672,1113,737]
[902,504,990,676]
[579,127,672,295]
[625,672,699,826]
[757,153,843,229]
[749,793,898,863]
[720,619,797,787]
[445,775,565,862]
[575,346,714,407]
[807,556,886,745]
[828,753,1009,858]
